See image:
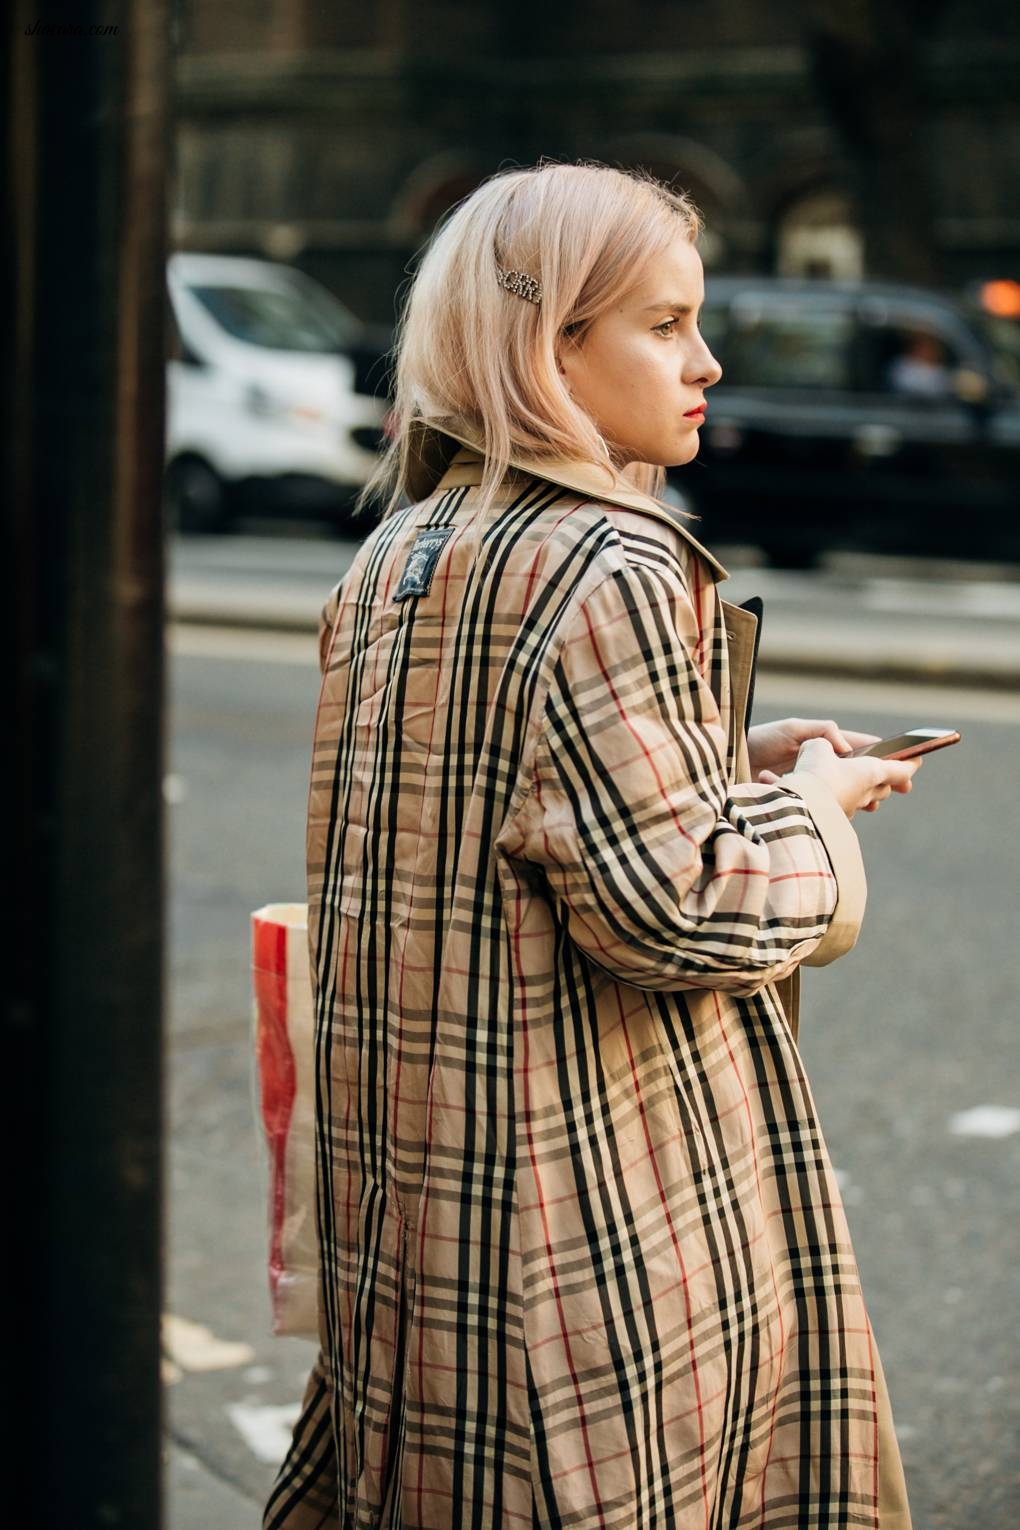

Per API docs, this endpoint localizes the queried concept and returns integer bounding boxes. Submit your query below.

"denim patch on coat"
[394,526,456,601]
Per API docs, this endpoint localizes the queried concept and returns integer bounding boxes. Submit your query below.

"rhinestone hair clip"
[495,262,542,306]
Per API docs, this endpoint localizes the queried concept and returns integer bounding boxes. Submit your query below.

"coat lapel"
[720,598,758,782]
[720,596,801,1041]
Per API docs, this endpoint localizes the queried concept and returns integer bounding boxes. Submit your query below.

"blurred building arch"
[599,132,749,268]
[389,154,488,242]
[747,127,861,279]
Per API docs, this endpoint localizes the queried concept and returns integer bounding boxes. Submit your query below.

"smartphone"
[849,727,961,761]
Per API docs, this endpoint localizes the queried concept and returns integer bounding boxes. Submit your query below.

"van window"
[166,295,203,366]
[721,300,855,389]
[188,274,361,353]
[166,298,184,362]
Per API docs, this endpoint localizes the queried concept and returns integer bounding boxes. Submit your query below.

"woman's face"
[556,236,722,468]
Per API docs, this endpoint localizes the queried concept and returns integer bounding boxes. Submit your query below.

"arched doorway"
[390,154,487,241]
[599,134,748,271]
[775,188,863,279]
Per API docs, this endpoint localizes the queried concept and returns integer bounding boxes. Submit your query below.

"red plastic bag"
[251,903,318,1338]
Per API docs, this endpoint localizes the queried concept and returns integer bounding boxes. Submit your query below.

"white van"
[165,253,389,531]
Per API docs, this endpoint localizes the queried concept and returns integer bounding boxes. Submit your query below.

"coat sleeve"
[497,560,866,995]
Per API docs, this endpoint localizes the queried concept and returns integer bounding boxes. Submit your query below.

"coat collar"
[406,417,729,581]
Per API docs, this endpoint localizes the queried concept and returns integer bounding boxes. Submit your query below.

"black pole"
[4,2,169,1523]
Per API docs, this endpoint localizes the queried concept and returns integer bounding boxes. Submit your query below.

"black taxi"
[672,276,1020,565]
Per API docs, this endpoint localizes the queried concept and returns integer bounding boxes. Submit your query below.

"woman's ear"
[556,327,582,388]
[553,332,567,377]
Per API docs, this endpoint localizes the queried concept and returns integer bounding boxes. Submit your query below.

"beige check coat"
[265,422,912,1530]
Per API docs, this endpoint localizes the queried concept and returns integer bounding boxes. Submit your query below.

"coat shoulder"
[567,495,718,600]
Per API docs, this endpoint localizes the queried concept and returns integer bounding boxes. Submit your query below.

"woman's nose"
[692,346,722,388]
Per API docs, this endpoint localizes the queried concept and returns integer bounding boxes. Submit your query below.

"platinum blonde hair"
[352,158,704,528]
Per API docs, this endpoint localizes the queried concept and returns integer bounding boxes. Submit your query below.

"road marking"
[162,1313,256,1372]
[832,1167,864,1205]
[162,773,189,804]
[947,1105,1020,1138]
[227,1401,301,1464]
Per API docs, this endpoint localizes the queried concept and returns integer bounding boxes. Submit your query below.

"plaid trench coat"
[265,421,912,1530]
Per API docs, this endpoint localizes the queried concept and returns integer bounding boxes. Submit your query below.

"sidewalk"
[166,1441,259,1530]
[167,536,1020,691]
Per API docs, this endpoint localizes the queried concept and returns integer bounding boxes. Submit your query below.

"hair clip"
[495,262,542,306]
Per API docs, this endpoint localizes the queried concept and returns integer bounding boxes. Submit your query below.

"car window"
[720,299,855,389]
[858,312,963,399]
[697,303,728,357]
[188,275,361,353]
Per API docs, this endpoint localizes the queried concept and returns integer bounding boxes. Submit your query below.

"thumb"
[759,769,779,784]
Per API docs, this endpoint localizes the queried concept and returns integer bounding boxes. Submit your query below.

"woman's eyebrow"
[639,299,701,314]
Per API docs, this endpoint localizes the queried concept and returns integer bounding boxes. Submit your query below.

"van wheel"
[165,456,228,534]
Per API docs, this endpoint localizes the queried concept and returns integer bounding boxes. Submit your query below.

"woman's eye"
[654,319,677,336]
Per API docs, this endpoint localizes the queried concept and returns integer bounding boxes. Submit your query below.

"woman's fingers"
[863,758,921,810]
[759,742,921,818]
[794,718,854,754]
[884,758,922,792]
[796,720,884,756]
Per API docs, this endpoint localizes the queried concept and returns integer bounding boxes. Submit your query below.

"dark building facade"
[171,0,1020,323]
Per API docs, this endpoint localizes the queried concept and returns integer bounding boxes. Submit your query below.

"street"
[164,538,1020,1529]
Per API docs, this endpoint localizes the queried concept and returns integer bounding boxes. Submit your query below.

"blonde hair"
[352,159,704,530]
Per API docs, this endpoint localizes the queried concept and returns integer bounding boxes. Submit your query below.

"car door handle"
[853,423,902,457]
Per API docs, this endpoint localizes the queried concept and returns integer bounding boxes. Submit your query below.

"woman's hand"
[759,736,923,819]
[747,717,881,780]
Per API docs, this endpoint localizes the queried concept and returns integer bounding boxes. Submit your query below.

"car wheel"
[164,456,229,534]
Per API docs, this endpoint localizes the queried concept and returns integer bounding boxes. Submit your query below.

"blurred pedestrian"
[265,160,917,1530]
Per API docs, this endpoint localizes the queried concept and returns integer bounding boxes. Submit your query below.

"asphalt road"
[164,622,1020,1529]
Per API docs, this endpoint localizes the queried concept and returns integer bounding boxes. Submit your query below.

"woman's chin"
[666,439,700,468]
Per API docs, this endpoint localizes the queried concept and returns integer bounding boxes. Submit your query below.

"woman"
[266,161,919,1529]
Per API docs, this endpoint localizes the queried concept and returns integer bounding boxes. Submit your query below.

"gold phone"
[849,727,961,761]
